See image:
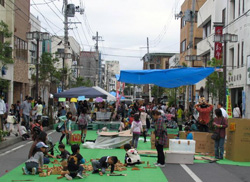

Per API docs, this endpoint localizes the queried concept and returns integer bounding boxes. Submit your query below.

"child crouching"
[22,142,48,175]
[92,156,118,176]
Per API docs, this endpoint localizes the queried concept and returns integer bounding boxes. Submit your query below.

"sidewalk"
[0,126,51,150]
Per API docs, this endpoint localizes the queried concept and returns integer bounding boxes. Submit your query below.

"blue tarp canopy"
[53,86,107,99]
[116,67,215,88]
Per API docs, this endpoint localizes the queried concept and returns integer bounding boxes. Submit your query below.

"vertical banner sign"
[214,26,223,60]
[226,89,232,118]
[242,90,245,118]
[121,83,125,96]
[189,86,191,102]
[115,81,120,112]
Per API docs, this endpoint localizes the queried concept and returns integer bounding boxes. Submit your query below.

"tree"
[0,20,14,94]
[205,58,224,103]
[151,85,165,100]
[31,52,59,97]
[71,76,93,88]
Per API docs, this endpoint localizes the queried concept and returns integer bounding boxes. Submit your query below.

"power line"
[31,0,62,33]
[43,0,64,21]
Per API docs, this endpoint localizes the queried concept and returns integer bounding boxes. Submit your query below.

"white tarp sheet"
[82,135,132,149]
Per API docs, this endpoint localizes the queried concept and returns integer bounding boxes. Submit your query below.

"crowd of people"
[0,95,47,141]
[0,93,243,179]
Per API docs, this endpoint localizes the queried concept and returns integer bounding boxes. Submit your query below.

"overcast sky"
[30,0,184,70]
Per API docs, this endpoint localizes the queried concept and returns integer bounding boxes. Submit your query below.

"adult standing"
[177,105,184,131]
[213,109,228,159]
[195,97,213,132]
[35,100,43,121]
[0,95,6,130]
[139,106,148,143]
[16,101,21,122]
[233,104,241,118]
[217,103,228,119]
[20,97,33,130]
[152,110,167,168]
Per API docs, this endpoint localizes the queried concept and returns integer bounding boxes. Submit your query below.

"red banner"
[214,26,223,60]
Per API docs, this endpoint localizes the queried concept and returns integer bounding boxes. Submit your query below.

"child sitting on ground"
[64,144,85,180]
[184,126,193,140]
[56,144,70,161]
[22,142,48,175]
[20,121,30,140]
[91,156,118,176]
[124,144,141,166]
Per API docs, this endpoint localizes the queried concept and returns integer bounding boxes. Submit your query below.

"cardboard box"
[192,132,215,156]
[165,151,194,164]
[226,119,250,162]
[179,131,186,139]
[150,133,173,149]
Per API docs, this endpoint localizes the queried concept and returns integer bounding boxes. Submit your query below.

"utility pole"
[63,0,69,92]
[185,0,196,110]
[92,32,103,87]
[147,37,152,103]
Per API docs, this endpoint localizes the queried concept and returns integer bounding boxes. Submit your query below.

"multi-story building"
[179,0,207,66]
[196,0,250,118]
[51,36,80,91]
[142,52,176,97]
[105,60,120,92]
[79,51,99,86]
[28,14,42,98]
[169,54,180,68]
[13,0,30,103]
[0,0,15,106]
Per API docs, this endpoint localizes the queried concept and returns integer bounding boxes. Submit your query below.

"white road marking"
[180,164,203,182]
[0,130,56,157]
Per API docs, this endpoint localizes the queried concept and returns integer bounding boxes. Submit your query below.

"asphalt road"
[0,130,250,182]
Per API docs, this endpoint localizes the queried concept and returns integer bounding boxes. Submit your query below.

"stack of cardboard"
[193,132,215,156]
[226,119,250,162]
[151,133,177,149]
[179,131,214,155]
[151,133,156,149]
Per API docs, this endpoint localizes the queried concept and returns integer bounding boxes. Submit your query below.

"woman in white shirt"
[233,104,241,118]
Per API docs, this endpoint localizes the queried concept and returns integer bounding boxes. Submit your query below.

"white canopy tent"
[92,86,116,102]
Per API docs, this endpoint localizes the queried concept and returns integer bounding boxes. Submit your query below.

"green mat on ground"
[0,130,168,182]
[193,155,250,166]
[216,159,250,166]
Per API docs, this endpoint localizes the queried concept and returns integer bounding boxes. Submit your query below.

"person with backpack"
[58,112,72,145]
[65,144,85,180]
[124,143,141,166]
[78,108,89,143]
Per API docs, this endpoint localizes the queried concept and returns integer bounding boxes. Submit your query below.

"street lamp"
[56,48,71,92]
[214,33,238,105]
[26,31,50,100]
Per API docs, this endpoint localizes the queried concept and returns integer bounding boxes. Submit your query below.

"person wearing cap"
[20,97,33,130]
[22,142,48,175]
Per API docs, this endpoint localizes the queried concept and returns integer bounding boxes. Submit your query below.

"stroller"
[4,114,19,137]
[47,136,60,156]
